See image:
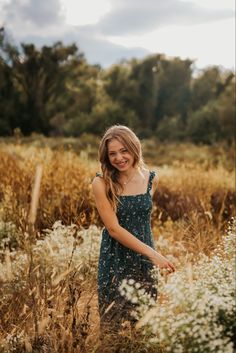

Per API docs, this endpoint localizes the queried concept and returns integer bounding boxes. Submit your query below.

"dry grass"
[0,143,234,236]
[0,223,154,353]
[151,162,235,262]
[0,141,235,352]
[0,144,99,236]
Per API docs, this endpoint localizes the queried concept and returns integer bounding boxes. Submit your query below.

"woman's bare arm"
[92,176,176,272]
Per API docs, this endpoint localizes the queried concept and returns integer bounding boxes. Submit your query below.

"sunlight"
[60,0,111,26]
[108,18,235,69]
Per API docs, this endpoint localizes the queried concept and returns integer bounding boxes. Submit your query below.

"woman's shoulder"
[140,167,157,178]
[140,167,150,177]
[92,172,105,190]
[141,168,158,190]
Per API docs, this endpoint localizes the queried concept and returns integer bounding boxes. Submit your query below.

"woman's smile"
[116,160,128,167]
[107,139,134,171]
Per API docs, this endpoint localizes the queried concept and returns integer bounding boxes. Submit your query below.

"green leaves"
[0,27,234,144]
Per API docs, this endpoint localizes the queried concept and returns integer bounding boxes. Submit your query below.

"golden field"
[0,139,235,353]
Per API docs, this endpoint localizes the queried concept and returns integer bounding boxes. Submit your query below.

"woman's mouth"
[116,161,128,167]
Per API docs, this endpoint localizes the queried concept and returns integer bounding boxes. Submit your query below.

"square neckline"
[118,192,151,198]
[118,170,153,198]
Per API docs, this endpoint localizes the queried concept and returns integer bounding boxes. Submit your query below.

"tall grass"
[0,144,99,236]
[0,222,100,353]
[0,143,234,239]
[0,141,235,352]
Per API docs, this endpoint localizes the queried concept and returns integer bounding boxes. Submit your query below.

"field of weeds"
[0,140,235,353]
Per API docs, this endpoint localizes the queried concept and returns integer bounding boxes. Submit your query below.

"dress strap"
[147,170,157,193]
[96,172,103,177]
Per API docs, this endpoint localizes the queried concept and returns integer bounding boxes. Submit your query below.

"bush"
[186,101,221,144]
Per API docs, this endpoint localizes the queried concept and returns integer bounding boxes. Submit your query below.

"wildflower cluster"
[37,221,101,277]
[119,219,236,353]
[0,221,102,353]
[0,221,101,284]
[119,277,157,317]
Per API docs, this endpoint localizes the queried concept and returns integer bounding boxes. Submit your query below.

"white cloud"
[0,0,234,69]
[61,0,111,26]
[97,0,234,35]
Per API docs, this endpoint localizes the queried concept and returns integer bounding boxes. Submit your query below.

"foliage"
[186,100,221,144]
[0,28,235,144]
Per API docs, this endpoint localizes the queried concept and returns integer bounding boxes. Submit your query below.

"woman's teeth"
[117,161,127,166]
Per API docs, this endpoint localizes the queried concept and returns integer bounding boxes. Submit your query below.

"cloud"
[2,0,63,27]
[14,26,150,67]
[65,28,150,66]
[0,0,150,67]
[0,0,234,68]
[96,0,234,35]
[0,0,66,39]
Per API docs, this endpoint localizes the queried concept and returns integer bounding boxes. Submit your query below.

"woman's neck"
[119,166,141,185]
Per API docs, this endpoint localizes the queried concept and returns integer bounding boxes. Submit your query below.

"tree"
[191,66,234,111]
[0,28,89,135]
[217,79,235,145]
[0,28,23,134]
[186,101,221,144]
[154,57,193,127]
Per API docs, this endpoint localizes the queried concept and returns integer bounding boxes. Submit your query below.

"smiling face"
[107,138,135,172]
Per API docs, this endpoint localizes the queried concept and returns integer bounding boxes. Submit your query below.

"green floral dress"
[96,170,158,331]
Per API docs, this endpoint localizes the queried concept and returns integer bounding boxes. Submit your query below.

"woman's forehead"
[107,138,125,152]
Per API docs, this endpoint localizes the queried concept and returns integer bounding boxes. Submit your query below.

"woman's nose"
[114,152,120,159]
[115,153,124,161]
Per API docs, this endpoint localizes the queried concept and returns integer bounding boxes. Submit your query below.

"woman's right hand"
[149,249,176,275]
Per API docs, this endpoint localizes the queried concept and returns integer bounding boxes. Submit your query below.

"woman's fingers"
[167,260,176,271]
[169,263,176,272]
[152,253,176,273]
[161,262,176,274]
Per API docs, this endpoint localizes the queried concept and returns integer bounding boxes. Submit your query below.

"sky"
[0,0,235,69]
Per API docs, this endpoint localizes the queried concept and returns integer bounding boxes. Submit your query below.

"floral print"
[96,170,158,330]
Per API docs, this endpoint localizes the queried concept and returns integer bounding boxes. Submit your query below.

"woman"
[92,125,176,333]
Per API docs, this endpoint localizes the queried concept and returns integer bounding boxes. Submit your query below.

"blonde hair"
[98,125,144,211]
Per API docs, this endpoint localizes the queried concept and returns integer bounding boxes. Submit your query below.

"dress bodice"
[95,170,156,244]
[96,170,158,328]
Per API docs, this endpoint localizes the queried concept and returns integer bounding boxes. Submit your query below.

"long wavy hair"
[98,125,144,211]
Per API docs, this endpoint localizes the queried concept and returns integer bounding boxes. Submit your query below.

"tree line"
[0,28,235,144]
